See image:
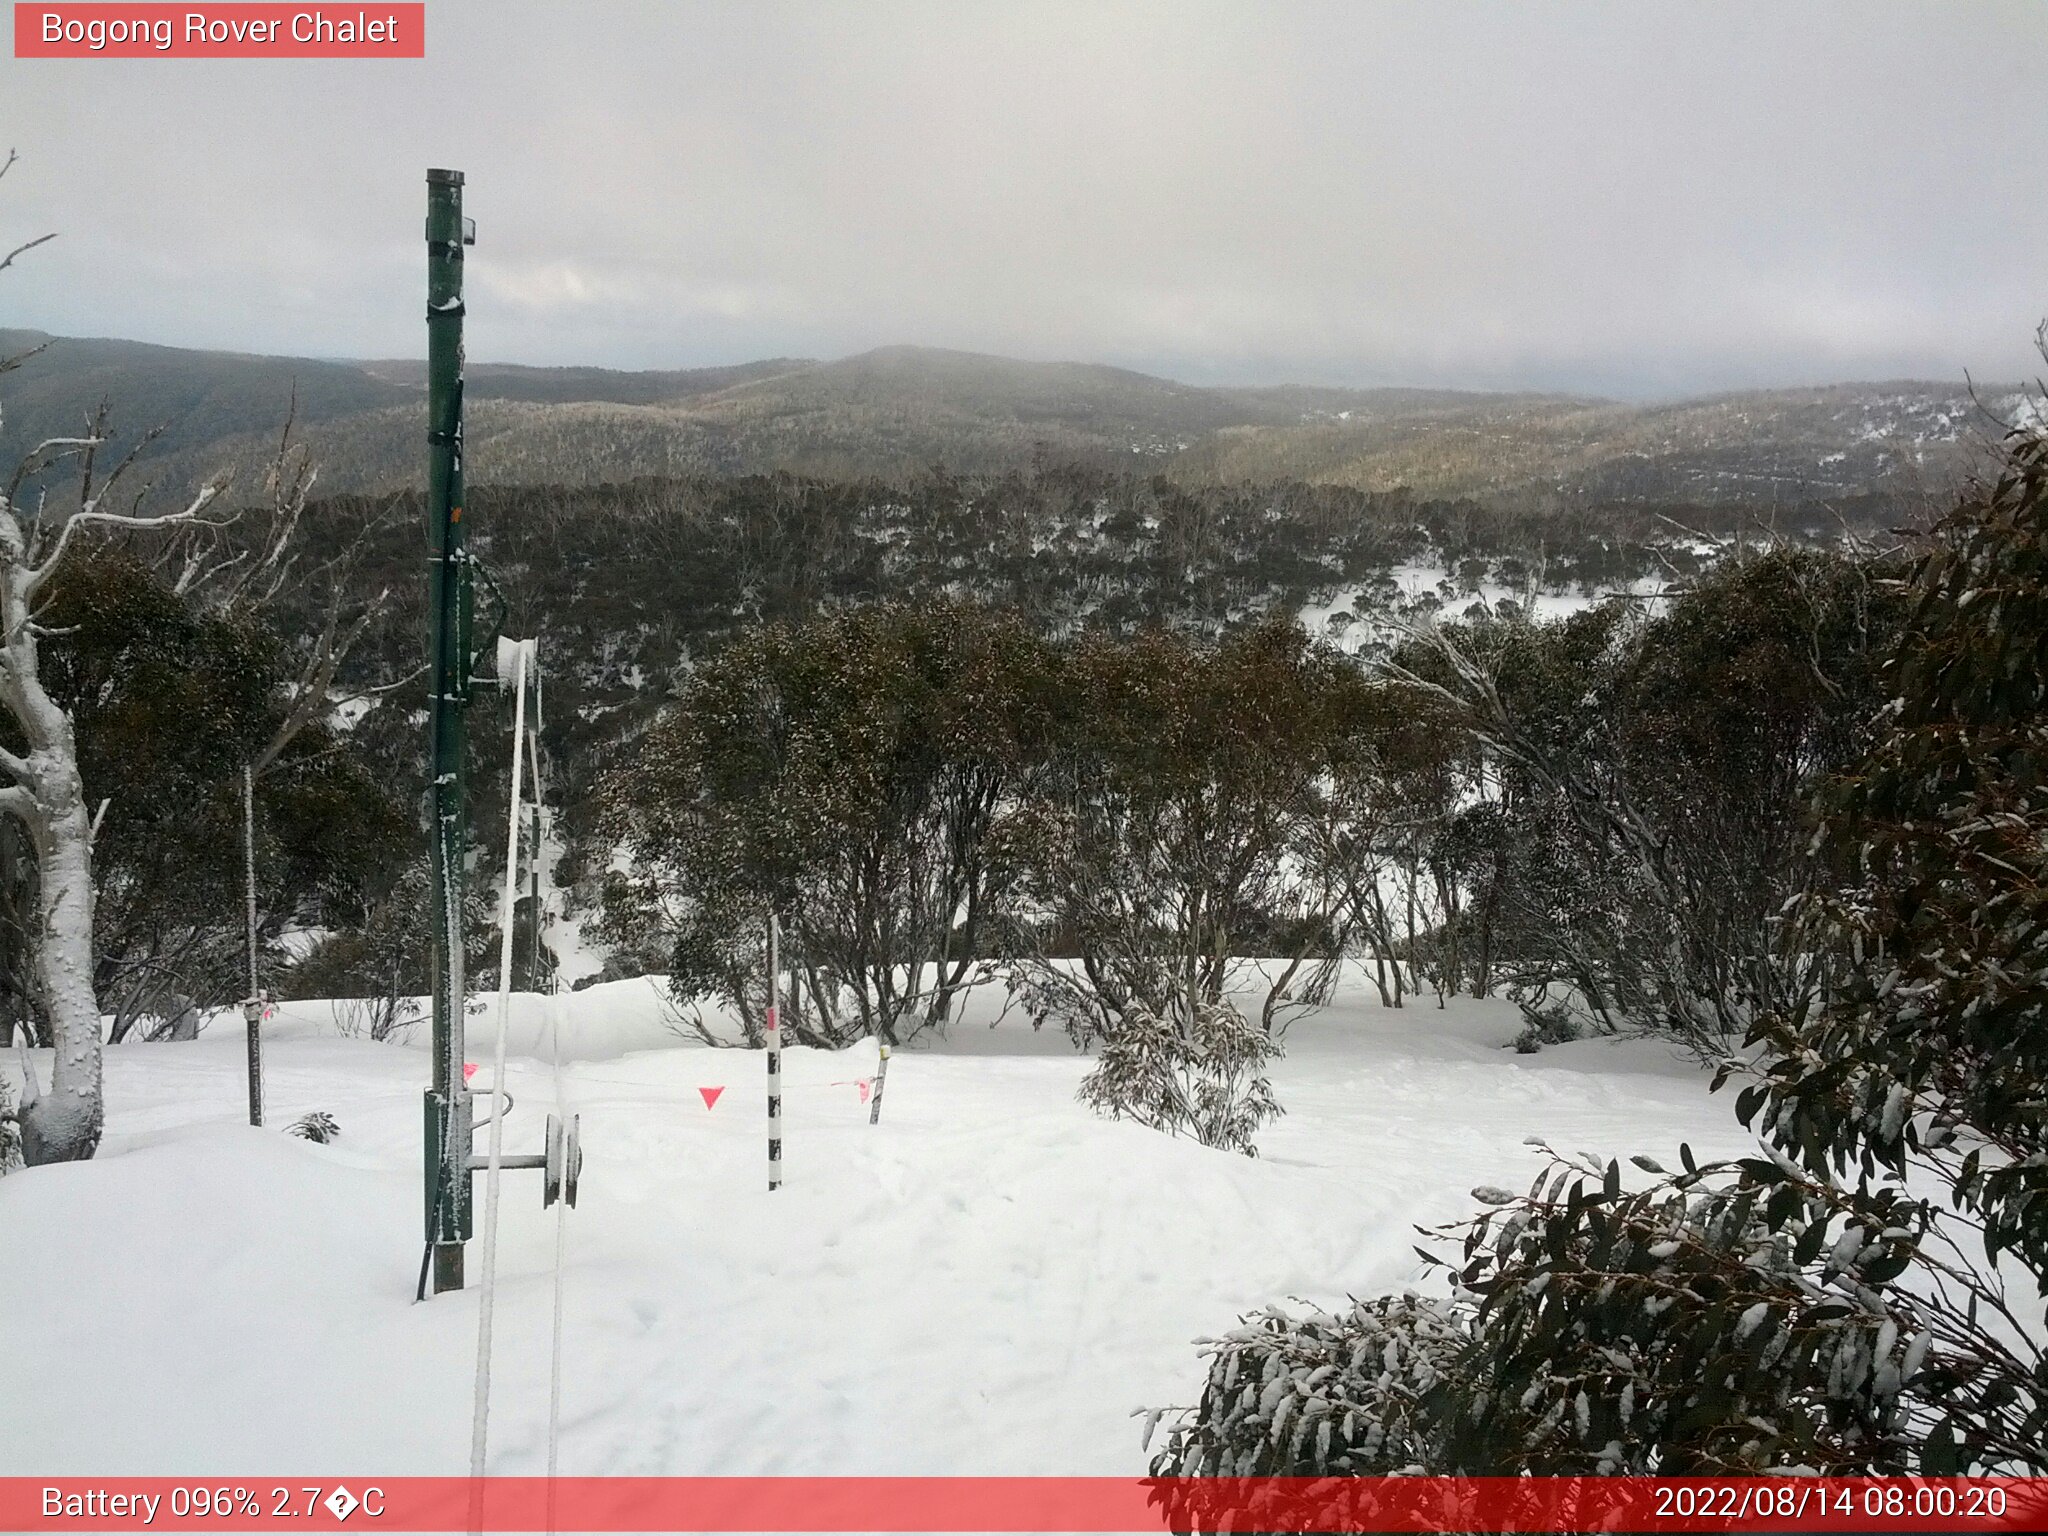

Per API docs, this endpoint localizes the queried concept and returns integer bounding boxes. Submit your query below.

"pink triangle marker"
[698,1085,725,1109]
[463,1062,478,1083]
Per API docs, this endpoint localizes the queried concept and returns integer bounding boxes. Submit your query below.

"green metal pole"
[424,167,474,1294]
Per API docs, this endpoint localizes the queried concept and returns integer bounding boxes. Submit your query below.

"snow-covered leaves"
[0,1066,17,1173]
[287,1109,341,1143]
[1075,999,1282,1156]
[1156,1144,1963,1486]
[1148,1292,1469,1481]
[1739,415,2048,1472]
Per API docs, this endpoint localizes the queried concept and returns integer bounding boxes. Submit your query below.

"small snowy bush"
[0,1075,17,1172]
[1148,1291,1470,1478]
[1509,999,1580,1053]
[1076,1000,1281,1156]
[1155,1140,2045,1487]
[1427,1143,1940,1475]
[287,1110,340,1144]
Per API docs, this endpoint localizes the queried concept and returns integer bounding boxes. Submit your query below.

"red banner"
[13,5,424,58]
[3,1476,2046,1532]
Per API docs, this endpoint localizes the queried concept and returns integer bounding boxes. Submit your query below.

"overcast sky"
[3,1,2044,397]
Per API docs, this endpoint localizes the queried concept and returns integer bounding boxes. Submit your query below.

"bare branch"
[0,230,55,277]
[75,415,169,520]
[26,483,230,597]
[252,584,391,777]
[0,336,52,379]
[334,656,426,701]
[6,435,104,509]
[0,152,59,276]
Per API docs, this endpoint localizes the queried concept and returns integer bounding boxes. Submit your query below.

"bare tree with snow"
[1,151,230,1161]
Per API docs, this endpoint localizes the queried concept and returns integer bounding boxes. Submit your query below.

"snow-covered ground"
[0,972,1755,1478]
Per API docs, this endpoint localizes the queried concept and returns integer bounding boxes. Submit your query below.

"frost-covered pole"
[767,912,782,1191]
[423,167,476,1294]
[241,763,263,1127]
[469,638,531,1486]
[527,668,546,990]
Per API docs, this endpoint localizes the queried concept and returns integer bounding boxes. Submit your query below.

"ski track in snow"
[0,974,1755,1476]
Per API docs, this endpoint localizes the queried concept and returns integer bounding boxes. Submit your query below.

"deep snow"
[0,973,1756,1477]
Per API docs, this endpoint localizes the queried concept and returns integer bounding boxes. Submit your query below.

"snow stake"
[241,763,263,1127]
[870,1040,890,1126]
[767,912,783,1190]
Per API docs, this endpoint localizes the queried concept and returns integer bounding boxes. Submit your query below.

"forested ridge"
[1,329,2017,512]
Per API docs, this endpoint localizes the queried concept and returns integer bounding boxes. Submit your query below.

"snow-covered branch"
[26,483,227,599]
[5,434,105,508]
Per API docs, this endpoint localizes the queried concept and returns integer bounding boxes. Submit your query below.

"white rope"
[536,678,572,1507]
[469,638,532,1486]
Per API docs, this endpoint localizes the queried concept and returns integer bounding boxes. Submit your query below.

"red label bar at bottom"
[4,1477,2047,1533]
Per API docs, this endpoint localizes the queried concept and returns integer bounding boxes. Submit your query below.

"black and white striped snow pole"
[767,913,783,1191]
[869,1038,889,1126]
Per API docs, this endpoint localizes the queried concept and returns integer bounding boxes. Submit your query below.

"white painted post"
[869,1039,889,1126]
[242,763,263,1127]
[767,912,783,1191]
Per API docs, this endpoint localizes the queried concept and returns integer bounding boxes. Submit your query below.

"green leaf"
[1794,1216,1830,1267]
[1921,1418,1959,1476]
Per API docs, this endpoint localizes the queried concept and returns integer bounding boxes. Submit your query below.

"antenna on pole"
[423,167,477,1295]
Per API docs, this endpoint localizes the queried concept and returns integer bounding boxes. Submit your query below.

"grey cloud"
[2,0,2043,396]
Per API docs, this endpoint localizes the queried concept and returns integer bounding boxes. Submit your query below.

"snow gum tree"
[0,474,223,1161]
[1007,620,1352,1051]
[1386,548,1900,1056]
[1,155,226,1161]
[599,599,1054,1046]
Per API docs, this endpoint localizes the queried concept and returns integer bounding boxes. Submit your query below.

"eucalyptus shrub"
[1151,418,2048,1489]
[1070,999,1282,1156]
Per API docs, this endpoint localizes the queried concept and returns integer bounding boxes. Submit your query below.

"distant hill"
[357,355,807,406]
[0,328,411,473]
[1,330,2024,513]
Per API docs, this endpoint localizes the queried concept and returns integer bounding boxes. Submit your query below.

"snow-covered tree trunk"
[1,154,228,1160]
[0,524,105,1161]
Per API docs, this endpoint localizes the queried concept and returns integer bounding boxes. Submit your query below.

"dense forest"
[0,451,1915,1054]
